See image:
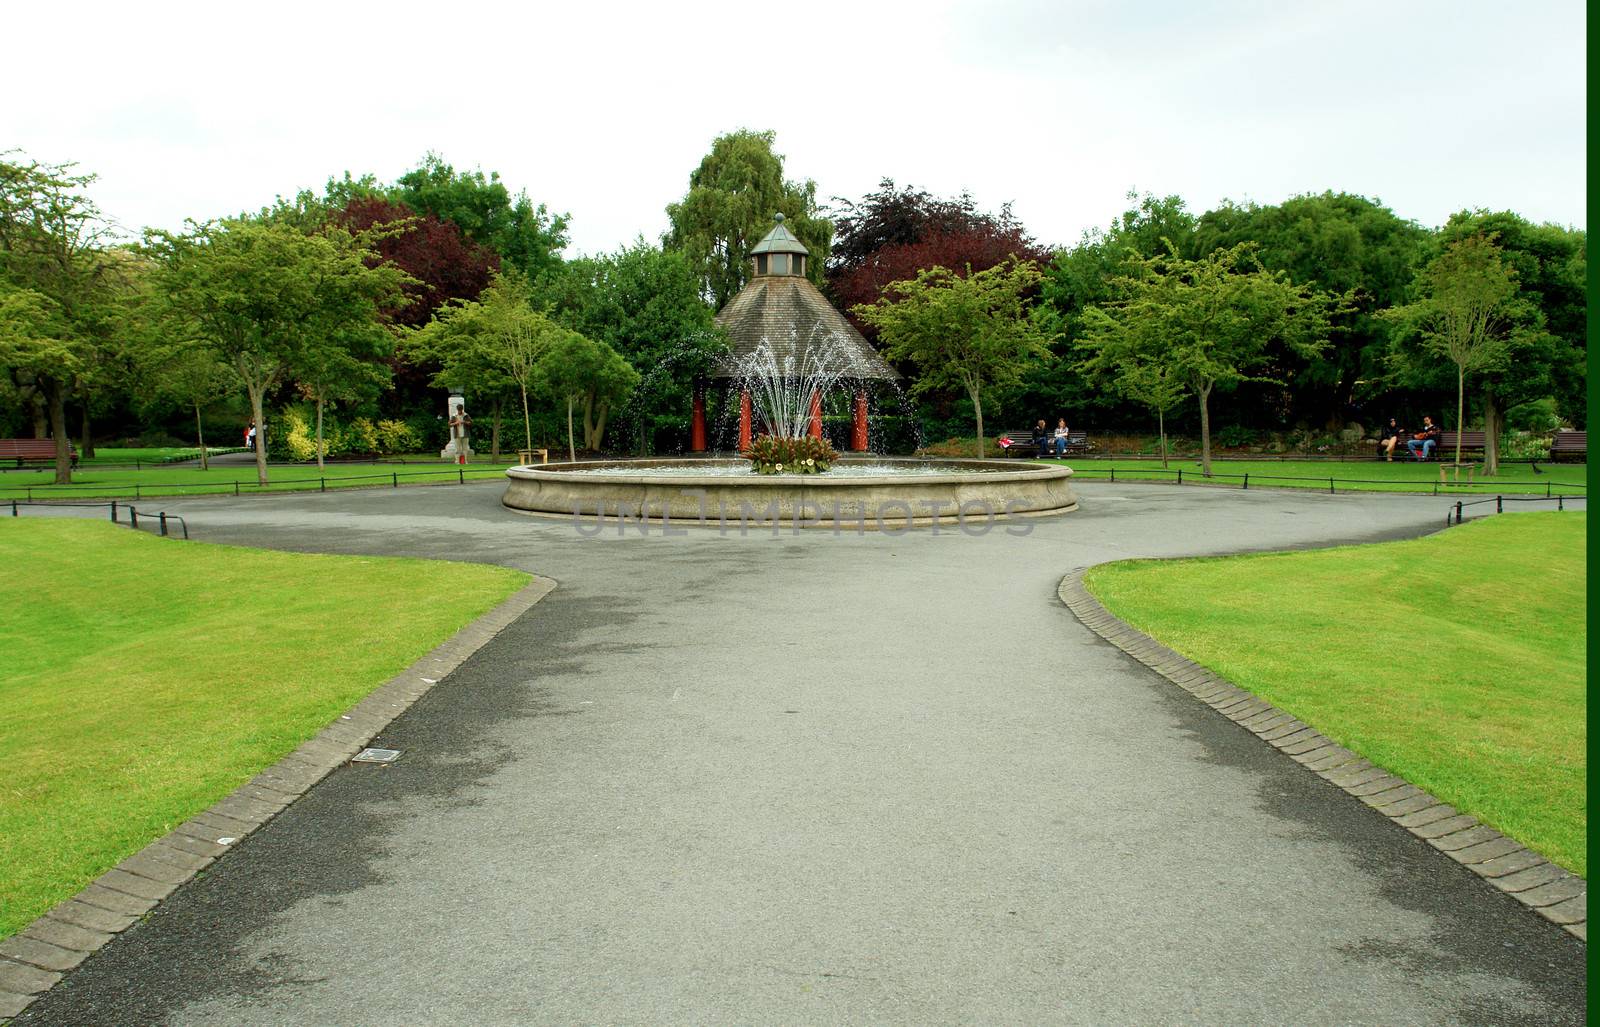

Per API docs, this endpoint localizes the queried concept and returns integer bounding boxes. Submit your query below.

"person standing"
[1406,416,1440,461]
[1377,418,1405,461]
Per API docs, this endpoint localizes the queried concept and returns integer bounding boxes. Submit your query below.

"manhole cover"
[352,748,402,764]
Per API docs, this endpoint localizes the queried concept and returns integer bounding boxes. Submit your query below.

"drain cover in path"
[352,748,402,764]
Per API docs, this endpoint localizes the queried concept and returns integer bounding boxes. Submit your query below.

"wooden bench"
[1397,431,1485,461]
[997,430,1093,457]
[517,448,549,465]
[1550,431,1586,462]
[0,438,78,468]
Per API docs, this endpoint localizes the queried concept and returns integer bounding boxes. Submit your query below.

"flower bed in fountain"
[745,434,837,475]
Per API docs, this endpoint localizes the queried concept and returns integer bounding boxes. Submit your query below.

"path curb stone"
[0,575,557,1022]
[1057,567,1586,944]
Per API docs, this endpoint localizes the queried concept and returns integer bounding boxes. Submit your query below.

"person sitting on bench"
[1031,419,1050,458]
[1406,416,1441,461]
[1377,418,1405,461]
[1052,417,1070,456]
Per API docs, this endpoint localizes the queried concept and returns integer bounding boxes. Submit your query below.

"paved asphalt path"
[17,482,1585,1025]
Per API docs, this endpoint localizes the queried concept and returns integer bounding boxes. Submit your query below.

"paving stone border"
[0,575,557,1022]
[1057,568,1586,945]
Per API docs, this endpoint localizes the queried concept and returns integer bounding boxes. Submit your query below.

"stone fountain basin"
[502,457,1077,526]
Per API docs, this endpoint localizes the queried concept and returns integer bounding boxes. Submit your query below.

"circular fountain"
[503,457,1076,527]
[501,213,1078,528]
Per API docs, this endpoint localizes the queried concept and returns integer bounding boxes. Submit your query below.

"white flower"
[775,463,784,471]
[805,458,814,466]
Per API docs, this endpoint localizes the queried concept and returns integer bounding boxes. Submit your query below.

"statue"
[441,393,474,464]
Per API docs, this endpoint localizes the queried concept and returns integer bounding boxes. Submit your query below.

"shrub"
[745,434,837,474]
[376,419,422,454]
[1505,398,1562,434]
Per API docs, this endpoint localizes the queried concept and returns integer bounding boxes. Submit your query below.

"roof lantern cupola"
[749,212,809,277]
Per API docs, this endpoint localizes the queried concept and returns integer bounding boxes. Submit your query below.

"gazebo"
[690,214,899,452]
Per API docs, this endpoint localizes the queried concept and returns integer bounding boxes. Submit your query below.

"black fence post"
[10,500,16,517]
[110,500,117,522]
[392,472,398,488]
[1329,477,1335,494]
[1243,473,1248,490]
[1177,469,1183,485]
[130,507,138,530]
[1454,500,1462,525]
[1496,495,1503,514]
[234,481,240,497]
[320,477,326,493]
[1558,495,1564,511]
[159,512,168,537]
[135,484,141,500]
[1110,467,1115,483]
[1546,482,1551,498]
[458,467,465,485]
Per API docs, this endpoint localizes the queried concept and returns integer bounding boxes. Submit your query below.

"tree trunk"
[30,394,47,439]
[1198,382,1214,478]
[80,404,95,459]
[1454,365,1466,467]
[490,397,501,460]
[566,394,577,463]
[1483,387,1500,476]
[195,401,209,471]
[970,384,985,458]
[519,383,533,451]
[248,383,269,485]
[46,380,71,485]
[1158,408,1168,468]
[314,394,326,471]
[582,392,595,451]
[593,401,610,454]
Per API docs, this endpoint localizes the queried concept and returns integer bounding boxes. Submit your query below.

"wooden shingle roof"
[712,275,900,381]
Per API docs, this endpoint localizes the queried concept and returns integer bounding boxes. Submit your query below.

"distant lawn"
[0,520,529,939]
[1084,512,1586,876]
[0,461,509,499]
[79,447,248,466]
[1052,457,1586,496]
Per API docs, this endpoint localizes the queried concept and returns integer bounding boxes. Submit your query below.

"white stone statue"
[441,393,474,463]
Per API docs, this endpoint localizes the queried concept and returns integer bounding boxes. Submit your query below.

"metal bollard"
[1454,500,1462,525]
[458,467,465,485]
[1110,467,1115,483]
[234,481,240,496]
[110,500,117,522]
[320,477,326,493]
[159,512,168,537]
[1558,495,1564,511]
[1243,473,1248,490]
[392,472,398,488]
[1329,478,1335,494]
[130,507,138,529]
[10,499,16,517]
[1177,469,1183,485]
[1547,482,1551,498]
[135,484,141,500]
[1496,496,1503,514]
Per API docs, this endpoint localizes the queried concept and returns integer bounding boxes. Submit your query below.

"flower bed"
[744,434,837,475]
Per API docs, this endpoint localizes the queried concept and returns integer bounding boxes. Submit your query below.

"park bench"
[1550,431,1586,462]
[0,438,78,469]
[517,448,549,465]
[1386,431,1484,461]
[997,430,1093,457]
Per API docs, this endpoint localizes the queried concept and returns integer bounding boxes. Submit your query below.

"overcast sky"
[6,0,1586,255]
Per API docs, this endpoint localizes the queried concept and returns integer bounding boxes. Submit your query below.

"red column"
[690,385,707,452]
[852,391,869,451]
[808,390,823,440]
[738,390,752,451]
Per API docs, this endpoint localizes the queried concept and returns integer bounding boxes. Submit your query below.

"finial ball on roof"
[774,212,785,223]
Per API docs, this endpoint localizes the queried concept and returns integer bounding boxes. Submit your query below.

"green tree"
[1194,192,1428,428]
[1436,212,1586,470]
[144,219,410,484]
[295,338,392,470]
[137,343,233,469]
[393,154,568,279]
[665,130,832,308]
[536,330,639,461]
[852,257,1053,457]
[1384,235,1524,468]
[1075,308,1187,466]
[542,241,719,453]
[0,154,123,483]
[412,272,562,452]
[1080,244,1331,476]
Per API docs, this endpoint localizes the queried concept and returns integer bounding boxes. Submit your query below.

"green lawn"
[1050,456,1587,496]
[80,447,249,466]
[0,520,529,939]
[1084,512,1586,875]
[0,461,510,499]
